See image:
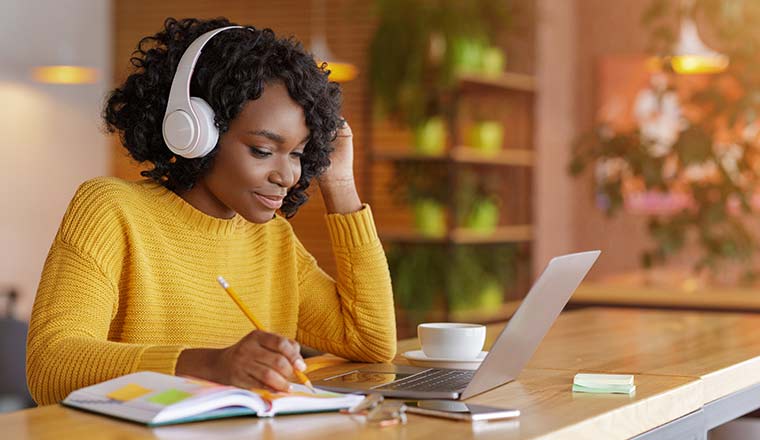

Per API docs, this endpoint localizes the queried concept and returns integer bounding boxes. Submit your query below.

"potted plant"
[391,162,450,237]
[392,164,503,236]
[386,244,448,323]
[463,198,500,233]
[481,45,507,77]
[570,0,760,281]
[413,116,447,156]
[368,0,512,133]
[450,36,506,77]
[456,169,502,233]
[468,120,504,156]
[387,243,519,328]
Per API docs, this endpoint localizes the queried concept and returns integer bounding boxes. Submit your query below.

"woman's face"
[195,81,311,223]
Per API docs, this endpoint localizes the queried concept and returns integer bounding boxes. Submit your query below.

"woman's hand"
[319,120,354,184]
[176,330,306,392]
[317,120,363,214]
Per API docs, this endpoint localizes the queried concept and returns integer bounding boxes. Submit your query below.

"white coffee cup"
[417,322,486,359]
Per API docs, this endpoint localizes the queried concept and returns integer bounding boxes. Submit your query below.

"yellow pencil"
[216,275,316,393]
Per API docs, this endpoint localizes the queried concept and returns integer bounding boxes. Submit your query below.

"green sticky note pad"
[148,389,193,405]
[572,383,636,394]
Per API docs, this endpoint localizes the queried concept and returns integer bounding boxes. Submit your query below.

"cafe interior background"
[4,0,760,434]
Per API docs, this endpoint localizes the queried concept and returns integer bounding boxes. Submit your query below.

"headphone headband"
[163,25,254,157]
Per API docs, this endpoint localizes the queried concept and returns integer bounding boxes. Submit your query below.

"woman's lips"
[254,192,284,210]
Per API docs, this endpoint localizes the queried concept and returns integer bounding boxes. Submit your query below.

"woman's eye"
[291,151,304,159]
[249,147,271,158]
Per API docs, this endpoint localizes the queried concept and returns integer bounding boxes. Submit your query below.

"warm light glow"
[317,59,358,83]
[668,16,729,75]
[31,65,98,84]
[671,54,729,75]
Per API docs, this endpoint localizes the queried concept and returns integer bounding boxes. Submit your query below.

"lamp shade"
[670,17,729,75]
[310,35,357,83]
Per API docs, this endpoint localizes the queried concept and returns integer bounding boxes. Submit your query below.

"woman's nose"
[268,156,297,188]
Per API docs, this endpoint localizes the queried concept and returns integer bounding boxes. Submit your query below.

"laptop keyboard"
[375,369,475,392]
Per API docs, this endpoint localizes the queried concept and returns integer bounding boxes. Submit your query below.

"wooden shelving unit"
[369,71,536,327]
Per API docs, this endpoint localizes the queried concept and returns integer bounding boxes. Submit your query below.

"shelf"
[373,147,534,167]
[380,225,533,244]
[372,150,448,162]
[452,147,534,166]
[456,72,536,93]
[451,225,533,244]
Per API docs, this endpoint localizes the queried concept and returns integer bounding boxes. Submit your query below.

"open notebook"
[62,371,364,426]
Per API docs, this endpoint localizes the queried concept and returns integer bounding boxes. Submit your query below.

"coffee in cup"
[417,322,486,359]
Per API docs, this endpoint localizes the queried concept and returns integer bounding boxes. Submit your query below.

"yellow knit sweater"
[26,177,396,405]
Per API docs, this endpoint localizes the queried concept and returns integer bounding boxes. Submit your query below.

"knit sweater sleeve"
[294,205,397,362]
[25,179,186,405]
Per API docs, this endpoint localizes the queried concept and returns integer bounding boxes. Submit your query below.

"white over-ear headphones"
[163,25,254,158]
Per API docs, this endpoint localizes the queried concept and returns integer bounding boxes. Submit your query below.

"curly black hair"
[103,17,343,217]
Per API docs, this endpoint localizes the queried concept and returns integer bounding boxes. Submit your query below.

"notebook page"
[259,386,364,416]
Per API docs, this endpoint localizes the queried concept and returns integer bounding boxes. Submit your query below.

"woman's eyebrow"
[246,129,310,146]
[247,129,285,144]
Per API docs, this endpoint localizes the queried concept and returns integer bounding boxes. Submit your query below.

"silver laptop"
[313,250,601,400]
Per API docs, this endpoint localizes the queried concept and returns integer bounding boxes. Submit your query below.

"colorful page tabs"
[107,383,152,402]
[148,389,193,405]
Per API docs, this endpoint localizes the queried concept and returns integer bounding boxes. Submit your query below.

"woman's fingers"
[226,349,292,391]
[216,330,307,392]
[255,331,305,371]
[247,361,291,392]
[254,346,295,379]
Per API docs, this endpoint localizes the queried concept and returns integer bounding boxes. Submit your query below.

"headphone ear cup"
[186,97,219,158]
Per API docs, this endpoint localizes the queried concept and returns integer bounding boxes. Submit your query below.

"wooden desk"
[527,308,760,403]
[4,368,700,440]
[4,308,760,439]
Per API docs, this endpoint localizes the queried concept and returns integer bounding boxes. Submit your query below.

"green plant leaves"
[387,243,519,316]
[368,0,513,128]
[673,126,712,165]
[569,0,760,281]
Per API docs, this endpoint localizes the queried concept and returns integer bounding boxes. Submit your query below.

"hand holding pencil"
[217,276,316,393]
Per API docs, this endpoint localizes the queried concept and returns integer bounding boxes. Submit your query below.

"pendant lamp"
[669,0,729,75]
[31,43,98,84]
[310,0,357,82]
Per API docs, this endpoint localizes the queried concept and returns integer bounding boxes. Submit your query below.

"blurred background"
[3,1,760,433]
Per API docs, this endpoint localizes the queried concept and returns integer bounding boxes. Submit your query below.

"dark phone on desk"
[404,400,520,422]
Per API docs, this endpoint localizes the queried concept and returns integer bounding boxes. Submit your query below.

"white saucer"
[401,350,488,370]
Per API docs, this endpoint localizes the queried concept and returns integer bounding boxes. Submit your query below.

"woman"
[26,17,396,406]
